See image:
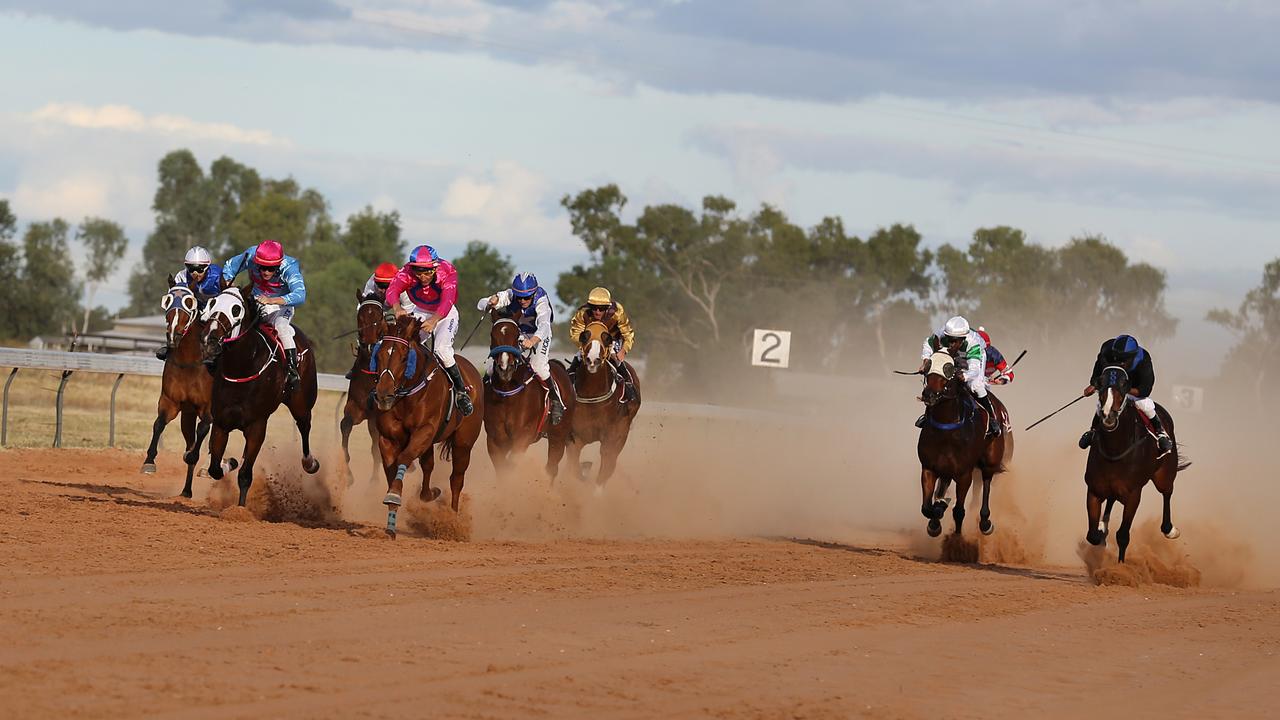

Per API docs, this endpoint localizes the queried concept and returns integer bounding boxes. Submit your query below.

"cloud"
[29,103,286,146]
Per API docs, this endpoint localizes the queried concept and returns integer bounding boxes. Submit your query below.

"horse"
[199,286,321,506]
[141,282,235,497]
[916,350,1010,539]
[482,314,575,480]
[565,320,641,489]
[339,293,387,486]
[1084,364,1189,562]
[371,315,484,537]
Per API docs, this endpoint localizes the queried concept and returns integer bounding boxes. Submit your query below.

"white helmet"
[942,315,970,339]
[184,246,213,266]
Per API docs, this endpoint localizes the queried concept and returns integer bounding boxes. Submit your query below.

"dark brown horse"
[482,315,575,480]
[565,321,641,489]
[917,350,1010,538]
[1084,364,1189,562]
[142,283,236,497]
[372,315,484,537]
[339,294,386,486]
[200,286,321,506]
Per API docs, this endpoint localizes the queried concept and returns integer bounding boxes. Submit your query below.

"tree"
[1208,259,1280,413]
[76,217,128,334]
[11,219,80,339]
[453,240,516,345]
[0,200,20,341]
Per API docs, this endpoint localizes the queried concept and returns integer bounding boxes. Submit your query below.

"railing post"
[2,368,17,446]
[109,373,125,447]
[53,369,73,448]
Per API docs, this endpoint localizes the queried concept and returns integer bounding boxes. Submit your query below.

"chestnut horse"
[565,320,641,489]
[142,283,235,497]
[1084,364,1189,562]
[483,315,575,480]
[200,287,321,506]
[372,315,484,537]
[339,294,386,486]
[917,351,1010,538]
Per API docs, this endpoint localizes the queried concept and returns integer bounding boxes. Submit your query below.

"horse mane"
[391,314,420,339]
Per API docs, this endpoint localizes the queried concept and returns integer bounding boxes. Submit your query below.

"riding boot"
[155,344,169,361]
[979,395,1000,436]
[545,378,566,425]
[1148,413,1172,453]
[284,348,300,393]
[1078,430,1094,450]
[613,360,637,403]
[444,364,474,417]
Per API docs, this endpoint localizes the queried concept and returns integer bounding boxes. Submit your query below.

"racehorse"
[339,293,386,486]
[1084,364,1189,562]
[565,320,641,489]
[482,314,575,480]
[371,315,484,537]
[917,350,1009,538]
[199,286,320,506]
[142,283,235,497]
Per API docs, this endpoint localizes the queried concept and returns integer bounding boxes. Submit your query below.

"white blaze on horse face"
[499,353,509,371]
[586,339,602,369]
[1101,388,1115,417]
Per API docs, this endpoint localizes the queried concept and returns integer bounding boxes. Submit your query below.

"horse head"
[199,286,254,368]
[160,285,201,348]
[489,316,523,384]
[372,315,422,411]
[355,294,387,348]
[578,321,612,374]
[920,351,963,407]
[1097,365,1132,431]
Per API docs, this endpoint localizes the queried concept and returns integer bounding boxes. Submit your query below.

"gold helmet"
[587,287,612,306]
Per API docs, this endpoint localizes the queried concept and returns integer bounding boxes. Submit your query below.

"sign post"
[1170,385,1204,413]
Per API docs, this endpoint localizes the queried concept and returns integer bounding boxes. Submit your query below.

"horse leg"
[237,421,268,507]
[566,438,586,483]
[1115,490,1144,563]
[486,433,511,480]
[1100,498,1116,540]
[142,399,178,473]
[178,410,199,498]
[1085,492,1106,546]
[1153,464,1180,539]
[340,413,356,487]
[596,432,629,488]
[978,470,995,535]
[920,467,943,537]
[207,424,229,481]
[952,473,973,535]
[418,445,441,503]
[289,397,319,474]
[366,420,382,486]
[446,441,474,512]
[545,431,568,483]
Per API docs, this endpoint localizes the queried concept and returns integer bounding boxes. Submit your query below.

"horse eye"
[231,305,243,318]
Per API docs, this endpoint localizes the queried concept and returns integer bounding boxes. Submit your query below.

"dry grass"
[0,367,346,450]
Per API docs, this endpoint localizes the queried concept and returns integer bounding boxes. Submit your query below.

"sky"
[1,0,1278,373]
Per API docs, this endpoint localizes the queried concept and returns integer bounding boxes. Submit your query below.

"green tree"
[0,200,20,341]
[230,178,335,259]
[14,219,80,339]
[1209,259,1280,412]
[76,217,128,334]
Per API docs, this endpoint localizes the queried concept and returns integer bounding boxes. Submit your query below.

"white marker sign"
[751,329,791,368]
[1170,385,1204,413]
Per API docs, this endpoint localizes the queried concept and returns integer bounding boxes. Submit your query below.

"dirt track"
[1,448,1277,719]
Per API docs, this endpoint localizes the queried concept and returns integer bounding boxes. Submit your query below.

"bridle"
[375,334,432,400]
[162,286,200,343]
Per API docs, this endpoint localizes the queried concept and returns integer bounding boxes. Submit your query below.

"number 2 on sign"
[759,332,782,364]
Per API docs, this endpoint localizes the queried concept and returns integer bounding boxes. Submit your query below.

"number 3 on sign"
[752,329,791,368]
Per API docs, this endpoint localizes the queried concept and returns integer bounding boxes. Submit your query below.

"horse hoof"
[180,489,193,499]
[301,456,320,474]
[1164,526,1181,540]
[385,528,397,539]
[927,519,942,537]
[141,463,157,475]
[383,492,402,507]
[423,487,442,503]
[980,519,995,536]
[1086,529,1106,546]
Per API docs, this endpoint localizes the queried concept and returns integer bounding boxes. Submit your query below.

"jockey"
[479,271,566,424]
[384,244,473,417]
[1080,334,1171,453]
[155,246,224,361]
[568,286,637,402]
[361,262,400,301]
[917,315,1000,436]
[222,240,307,391]
[974,327,1014,385]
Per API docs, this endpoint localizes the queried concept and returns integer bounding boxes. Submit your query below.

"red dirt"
[2,447,1278,719]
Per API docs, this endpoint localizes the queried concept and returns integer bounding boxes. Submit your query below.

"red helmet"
[975,327,992,345]
[373,262,399,283]
[253,240,284,267]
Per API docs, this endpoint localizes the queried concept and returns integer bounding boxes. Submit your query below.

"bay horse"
[483,315,575,480]
[1084,365,1189,562]
[371,315,484,537]
[199,286,321,507]
[565,320,641,489]
[917,350,1009,539]
[339,294,386,486]
[142,283,236,497]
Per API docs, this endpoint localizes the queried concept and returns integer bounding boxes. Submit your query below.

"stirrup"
[1079,431,1093,450]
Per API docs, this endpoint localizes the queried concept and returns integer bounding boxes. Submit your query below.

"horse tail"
[439,437,454,462]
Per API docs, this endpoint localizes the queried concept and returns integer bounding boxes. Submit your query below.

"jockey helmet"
[587,287,612,306]
[1106,334,1140,363]
[373,262,399,283]
[511,272,539,298]
[407,245,440,268]
[253,240,284,267]
[975,327,992,345]
[942,315,970,340]
[184,246,213,266]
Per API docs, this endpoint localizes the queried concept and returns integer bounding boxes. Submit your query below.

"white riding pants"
[1097,395,1156,419]
[410,305,459,368]
[262,305,296,350]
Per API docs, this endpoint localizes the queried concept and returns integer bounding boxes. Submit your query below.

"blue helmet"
[1107,334,1140,362]
[407,245,440,268]
[511,272,539,298]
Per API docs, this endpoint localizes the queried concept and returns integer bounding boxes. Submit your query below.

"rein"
[925,391,975,431]
[1094,393,1150,462]
[378,335,433,398]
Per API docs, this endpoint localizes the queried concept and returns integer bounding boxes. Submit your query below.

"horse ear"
[166,273,175,288]
[355,289,364,302]
[488,308,501,323]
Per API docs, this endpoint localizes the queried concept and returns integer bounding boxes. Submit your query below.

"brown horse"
[200,286,321,506]
[917,351,1010,538]
[142,283,236,497]
[482,315,575,480]
[339,294,386,486]
[372,315,484,537]
[565,320,641,489]
[1084,364,1189,562]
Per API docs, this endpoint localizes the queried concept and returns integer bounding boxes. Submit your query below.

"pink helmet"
[253,240,284,267]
